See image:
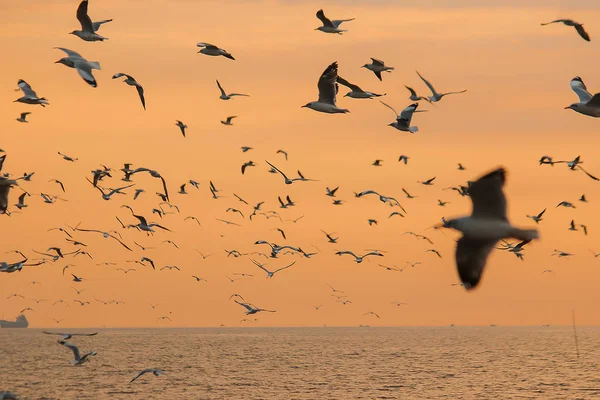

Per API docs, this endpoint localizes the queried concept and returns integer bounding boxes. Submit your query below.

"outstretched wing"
[336,76,361,92]
[317,62,338,105]
[416,71,437,96]
[316,9,333,28]
[76,0,94,33]
[455,236,497,290]
[574,24,590,41]
[17,80,38,98]
[468,168,507,221]
[54,47,83,59]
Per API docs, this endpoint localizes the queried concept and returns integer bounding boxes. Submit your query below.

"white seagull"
[70,0,108,42]
[302,62,349,114]
[251,259,296,278]
[380,101,423,133]
[54,47,101,88]
[314,9,354,34]
[112,73,146,110]
[337,76,385,99]
[416,71,467,103]
[362,58,394,81]
[14,80,48,107]
[196,42,235,60]
[58,340,97,365]
[442,168,539,290]
[335,250,383,263]
[565,76,600,117]
[130,368,163,383]
[216,80,249,100]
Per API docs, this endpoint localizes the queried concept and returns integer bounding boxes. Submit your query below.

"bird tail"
[510,228,539,242]
[89,61,101,70]
[409,126,418,133]
[224,53,235,60]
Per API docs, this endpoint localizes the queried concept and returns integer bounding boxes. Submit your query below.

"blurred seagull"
[380,101,422,133]
[54,47,101,88]
[0,178,17,214]
[362,58,394,81]
[541,19,590,41]
[315,9,354,34]
[70,0,108,41]
[112,73,146,110]
[416,71,467,103]
[442,168,539,289]
[251,259,296,278]
[196,42,235,60]
[216,80,249,100]
[302,62,349,114]
[234,300,276,315]
[337,76,385,99]
[16,112,31,123]
[335,250,383,263]
[404,85,431,103]
[14,80,48,107]
[58,340,97,365]
[221,116,237,125]
[130,369,163,384]
[175,120,187,137]
[527,208,546,223]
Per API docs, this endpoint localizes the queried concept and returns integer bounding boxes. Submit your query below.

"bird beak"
[54,60,61,64]
[564,106,571,109]
[301,105,307,108]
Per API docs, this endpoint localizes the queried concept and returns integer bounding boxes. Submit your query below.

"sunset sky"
[1,0,600,328]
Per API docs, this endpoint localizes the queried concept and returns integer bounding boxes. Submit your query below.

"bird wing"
[54,47,83,59]
[274,261,296,273]
[196,42,217,49]
[404,85,417,97]
[574,24,590,41]
[537,208,546,218]
[265,161,289,180]
[74,63,97,87]
[577,165,600,181]
[399,103,418,124]
[316,9,334,27]
[370,58,385,66]
[76,0,95,33]
[112,72,131,80]
[416,71,437,96]
[130,369,150,383]
[331,18,354,28]
[569,77,592,103]
[379,100,399,117]
[216,80,226,96]
[159,176,169,201]
[455,236,498,290]
[586,93,600,107]
[336,76,361,92]
[468,168,507,221]
[109,235,133,251]
[373,70,382,81]
[317,62,339,105]
[235,300,254,312]
[17,80,38,98]
[60,340,81,361]
[136,85,146,110]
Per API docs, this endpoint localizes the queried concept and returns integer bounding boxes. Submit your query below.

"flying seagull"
[54,47,101,88]
[442,168,539,290]
[362,58,394,81]
[175,120,187,137]
[234,300,276,315]
[404,85,431,103]
[196,42,234,60]
[14,80,48,107]
[336,76,385,99]
[527,208,546,224]
[565,76,600,117]
[16,112,31,123]
[58,340,97,365]
[335,250,383,264]
[315,9,354,34]
[112,73,146,110]
[380,101,422,133]
[130,368,163,383]
[416,71,467,103]
[221,116,237,125]
[541,19,590,41]
[216,80,249,100]
[71,0,108,41]
[302,62,349,113]
[42,331,98,340]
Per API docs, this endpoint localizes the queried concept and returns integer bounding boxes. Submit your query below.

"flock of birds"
[0,2,599,393]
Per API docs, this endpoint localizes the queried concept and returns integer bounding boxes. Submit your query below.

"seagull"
[241,161,256,175]
[457,163,466,170]
[372,160,383,167]
[302,62,349,114]
[442,168,539,289]
[14,80,49,107]
[216,80,249,100]
[404,85,431,103]
[418,177,436,185]
[579,194,588,203]
[49,179,66,192]
[130,368,163,383]
[16,112,31,123]
[527,208,546,223]
[221,116,237,125]
[402,188,416,199]
[556,201,575,209]
[43,331,98,340]
[325,187,339,197]
[552,249,573,258]
[192,275,207,282]
[565,76,600,117]
[426,249,442,258]
[157,316,172,322]
[398,155,410,164]
[196,43,235,60]
[541,269,553,274]
[160,266,180,271]
[70,0,108,41]
[336,76,385,99]
[251,259,296,278]
[58,152,77,162]
[90,181,135,201]
[363,311,381,319]
[314,9,354,34]
[380,101,422,133]
[362,58,394,81]
[0,178,17,214]
[416,71,467,103]
[335,250,383,264]
[437,199,449,207]
[58,340,97,365]
[234,300,276,315]
[541,19,590,41]
[184,216,201,226]
[175,120,187,137]
[112,73,146,110]
[321,230,338,243]
[54,48,101,88]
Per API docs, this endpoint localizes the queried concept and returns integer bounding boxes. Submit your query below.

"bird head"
[301,102,312,108]
[69,30,78,35]
[361,64,369,68]
[564,103,577,110]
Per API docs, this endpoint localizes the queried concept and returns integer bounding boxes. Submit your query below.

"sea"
[1,327,599,400]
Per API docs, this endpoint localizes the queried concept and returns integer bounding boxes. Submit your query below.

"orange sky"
[1,0,600,328]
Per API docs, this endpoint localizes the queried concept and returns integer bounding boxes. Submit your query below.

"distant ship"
[0,314,28,328]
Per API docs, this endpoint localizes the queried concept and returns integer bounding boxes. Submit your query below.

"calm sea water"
[1,327,599,399]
